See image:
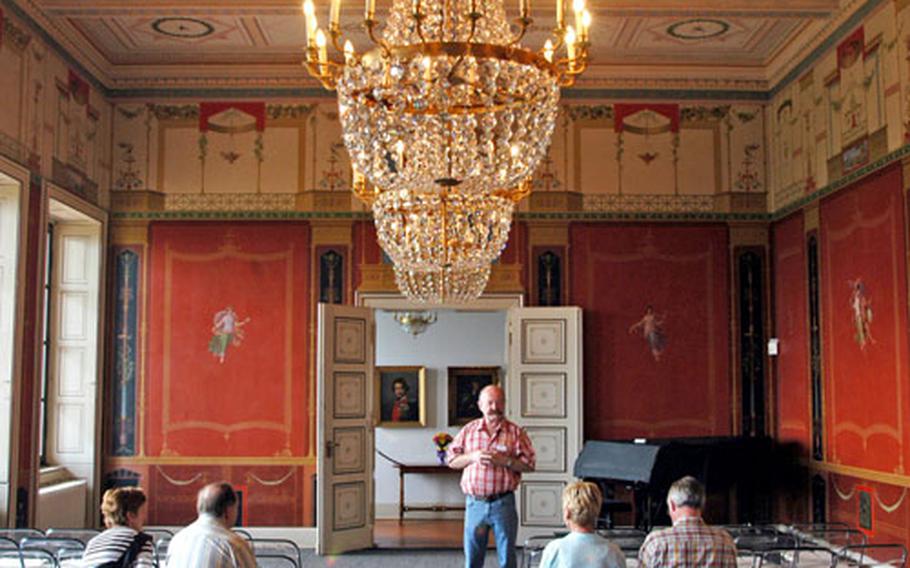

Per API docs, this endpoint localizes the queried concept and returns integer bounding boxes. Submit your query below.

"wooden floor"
[375,519,494,549]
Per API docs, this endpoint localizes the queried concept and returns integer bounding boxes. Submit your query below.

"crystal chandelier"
[303,0,590,302]
[392,310,438,336]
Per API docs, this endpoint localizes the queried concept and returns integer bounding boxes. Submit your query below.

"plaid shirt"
[638,517,738,568]
[447,417,536,497]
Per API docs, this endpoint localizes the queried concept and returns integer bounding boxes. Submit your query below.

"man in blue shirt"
[539,481,626,568]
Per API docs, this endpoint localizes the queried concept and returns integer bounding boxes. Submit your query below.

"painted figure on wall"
[849,279,874,349]
[629,305,667,362]
[208,306,250,363]
[390,378,417,422]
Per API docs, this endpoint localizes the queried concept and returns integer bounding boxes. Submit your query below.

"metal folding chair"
[249,538,302,567]
[836,543,908,567]
[521,534,558,568]
[755,545,837,567]
[0,530,43,545]
[45,529,100,545]
[19,537,84,560]
[254,554,298,568]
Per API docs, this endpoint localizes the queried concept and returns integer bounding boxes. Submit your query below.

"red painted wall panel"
[820,164,910,474]
[147,222,311,458]
[569,223,732,440]
[828,472,910,548]
[772,212,811,453]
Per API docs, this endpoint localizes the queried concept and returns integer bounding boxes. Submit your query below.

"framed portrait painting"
[448,366,500,426]
[375,366,426,427]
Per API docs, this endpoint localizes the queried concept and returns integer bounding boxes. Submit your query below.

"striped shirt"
[165,515,256,568]
[81,526,154,568]
[638,517,738,568]
[447,417,535,497]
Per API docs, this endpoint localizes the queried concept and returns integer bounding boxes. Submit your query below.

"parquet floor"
[374,519,494,549]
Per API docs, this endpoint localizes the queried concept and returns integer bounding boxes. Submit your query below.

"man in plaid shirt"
[447,385,536,568]
[638,476,738,568]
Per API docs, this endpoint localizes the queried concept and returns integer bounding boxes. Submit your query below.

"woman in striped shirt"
[81,487,155,568]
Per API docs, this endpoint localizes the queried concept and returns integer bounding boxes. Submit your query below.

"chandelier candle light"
[303,0,590,302]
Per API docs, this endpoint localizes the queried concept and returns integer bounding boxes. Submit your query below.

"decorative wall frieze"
[0,130,28,166]
[565,104,733,124]
[267,104,316,120]
[583,193,715,213]
[148,103,317,123]
[164,192,296,212]
[149,104,198,121]
[2,16,32,52]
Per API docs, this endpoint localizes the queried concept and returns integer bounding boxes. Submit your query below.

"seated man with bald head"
[165,482,256,568]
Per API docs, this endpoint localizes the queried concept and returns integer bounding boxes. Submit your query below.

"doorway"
[0,169,23,525]
[317,297,583,555]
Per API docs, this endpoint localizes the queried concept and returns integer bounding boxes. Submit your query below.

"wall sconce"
[393,311,437,337]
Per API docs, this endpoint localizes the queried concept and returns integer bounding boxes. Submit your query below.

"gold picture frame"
[448,366,500,426]
[375,366,427,427]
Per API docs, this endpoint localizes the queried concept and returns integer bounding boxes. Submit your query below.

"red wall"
[139,222,313,525]
[820,165,910,473]
[774,163,910,544]
[771,212,811,453]
[569,223,732,440]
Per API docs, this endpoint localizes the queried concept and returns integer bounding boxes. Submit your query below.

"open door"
[317,303,375,555]
[507,307,583,544]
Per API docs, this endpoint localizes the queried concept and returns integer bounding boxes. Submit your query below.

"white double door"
[317,304,583,555]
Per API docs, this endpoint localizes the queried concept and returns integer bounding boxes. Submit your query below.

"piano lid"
[573,440,662,484]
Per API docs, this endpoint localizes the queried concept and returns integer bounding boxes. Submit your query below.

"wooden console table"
[394,464,465,522]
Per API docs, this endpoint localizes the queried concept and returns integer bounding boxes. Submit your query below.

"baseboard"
[375,502,465,520]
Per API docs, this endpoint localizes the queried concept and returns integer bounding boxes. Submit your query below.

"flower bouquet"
[433,432,453,465]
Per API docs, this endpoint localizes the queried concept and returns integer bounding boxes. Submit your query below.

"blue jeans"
[464,492,518,568]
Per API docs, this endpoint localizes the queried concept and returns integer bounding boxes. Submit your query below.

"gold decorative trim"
[110,221,150,245]
[812,460,910,487]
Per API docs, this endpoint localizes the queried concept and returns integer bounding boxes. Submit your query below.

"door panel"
[317,304,374,555]
[507,307,582,543]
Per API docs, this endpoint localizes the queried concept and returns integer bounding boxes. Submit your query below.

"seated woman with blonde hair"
[81,487,154,567]
[539,481,626,568]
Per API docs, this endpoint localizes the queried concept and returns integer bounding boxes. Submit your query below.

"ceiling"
[14,0,857,94]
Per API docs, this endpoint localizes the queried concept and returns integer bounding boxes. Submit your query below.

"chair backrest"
[232,528,253,541]
[799,528,867,551]
[14,548,59,567]
[249,538,302,567]
[837,543,909,567]
[791,523,852,533]
[57,547,84,568]
[154,535,172,563]
[597,528,646,557]
[0,549,23,568]
[20,536,85,558]
[757,545,836,567]
[522,535,557,568]
[45,528,101,545]
[735,533,800,552]
[0,529,43,544]
[0,536,18,550]
[143,528,174,542]
[254,554,298,568]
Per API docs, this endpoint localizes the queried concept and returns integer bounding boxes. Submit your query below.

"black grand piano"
[573,437,798,530]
